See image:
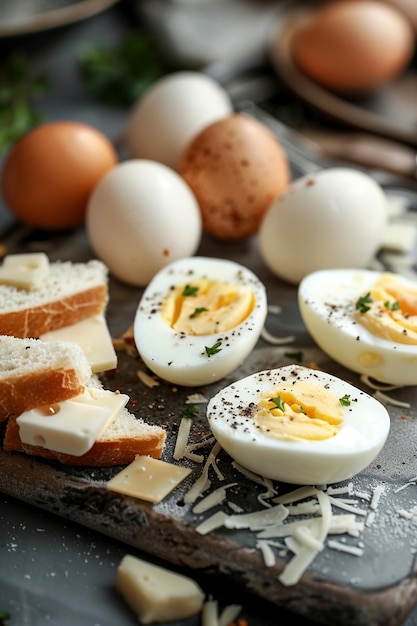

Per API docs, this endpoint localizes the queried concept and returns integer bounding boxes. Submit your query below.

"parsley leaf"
[181,405,198,419]
[284,350,303,363]
[205,341,222,357]
[0,51,49,156]
[0,611,10,626]
[78,31,169,105]
[182,284,199,297]
[339,394,351,406]
[384,300,400,311]
[270,395,285,411]
[189,307,208,319]
[356,292,373,314]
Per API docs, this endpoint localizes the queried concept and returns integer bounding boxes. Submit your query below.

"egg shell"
[179,113,290,241]
[134,256,268,386]
[291,0,415,94]
[124,71,233,170]
[258,167,389,285]
[86,160,202,287]
[298,268,417,386]
[207,365,390,485]
[1,121,118,231]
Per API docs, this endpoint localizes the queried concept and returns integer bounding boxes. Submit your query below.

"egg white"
[207,365,390,485]
[298,269,417,386]
[134,257,267,386]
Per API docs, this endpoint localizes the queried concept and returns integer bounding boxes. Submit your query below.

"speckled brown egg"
[179,113,290,241]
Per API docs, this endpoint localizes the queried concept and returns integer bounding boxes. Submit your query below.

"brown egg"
[291,0,415,94]
[179,113,290,241]
[1,121,118,231]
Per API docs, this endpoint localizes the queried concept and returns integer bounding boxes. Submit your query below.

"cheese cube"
[116,554,205,624]
[0,252,50,289]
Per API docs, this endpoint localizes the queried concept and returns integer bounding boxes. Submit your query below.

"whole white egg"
[124,71,233,170]
[298,268,417,385]
[86,160,202,287]
[134,256,267,386]
[258,167,389,284]
[207,364,390,485]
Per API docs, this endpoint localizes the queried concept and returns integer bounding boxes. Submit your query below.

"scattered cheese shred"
[137,370,160,388]
[373,390,411,408]
[261,326,295,345]
[327,540,364,556]
[183,442,221,505]
[370,484,385,510]
[173,417,193,461]
[192,483,237,514]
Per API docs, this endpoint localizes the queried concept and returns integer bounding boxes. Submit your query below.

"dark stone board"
[0,225,416,626]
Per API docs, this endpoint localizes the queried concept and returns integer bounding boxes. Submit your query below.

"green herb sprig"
[190,307,208,319]
[384,300,400,311]
[78,31,169,106]
[270,396,285,411]
[182,284,199,297]
[181,405,198,419]
[356,292,373,314]
[339,394,351,406]
[0,51,49,156]
[205,341,222,357]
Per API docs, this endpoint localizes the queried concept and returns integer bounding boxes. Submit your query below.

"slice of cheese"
[107,455,191,503]
[116,554,205,624]
[0,252,50,289]
[16,387,129,456]
[40,314,117,373]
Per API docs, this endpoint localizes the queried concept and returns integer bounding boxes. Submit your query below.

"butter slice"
[41,314,117,373]
[116,554,205,624]
[17,387,129,456]
[107,456,191,503]
[0,252,50,289]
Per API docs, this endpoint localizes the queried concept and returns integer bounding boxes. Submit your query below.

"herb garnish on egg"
[298,269,417,385]
[134,257,267,386]
[207,365,390,485]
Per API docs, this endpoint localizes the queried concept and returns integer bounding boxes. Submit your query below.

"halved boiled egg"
[298,269,417,386]
[134,257,267,386]
[207,365,390,485]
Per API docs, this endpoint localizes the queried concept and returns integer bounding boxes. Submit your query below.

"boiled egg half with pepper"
[207,365,390,485]
[134,257,267,386]
[298,269,417,386]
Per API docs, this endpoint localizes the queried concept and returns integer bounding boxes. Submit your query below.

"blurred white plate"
[0,0,121,37]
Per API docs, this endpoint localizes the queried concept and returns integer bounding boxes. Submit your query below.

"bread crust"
[4,413,166,465]
[0,285,108,338]
[0,368,85,422]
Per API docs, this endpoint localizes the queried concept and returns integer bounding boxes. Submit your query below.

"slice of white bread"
[4,406,166,465]
[0,335,91,422]
[1,338,166,464]
[0,256,108,338]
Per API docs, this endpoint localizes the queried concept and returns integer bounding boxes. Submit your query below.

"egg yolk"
[355,273,417,345]
[255,381,344,441]
[161,279,254,335]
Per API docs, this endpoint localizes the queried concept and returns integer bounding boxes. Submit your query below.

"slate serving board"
[0,219,416,626]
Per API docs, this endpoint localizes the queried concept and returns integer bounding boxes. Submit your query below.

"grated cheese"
[192,483,237,514]
[186,393,208,404]
[173,417,193,460]
[327,540,364,556]
[225,503,289,531]
[137,370,160,388]
[195,511,229,535]
[183,442,221,504]
[261,326,295,345]
[373,390,411,408]
[218,604,242,626]
[370,484,385,510]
